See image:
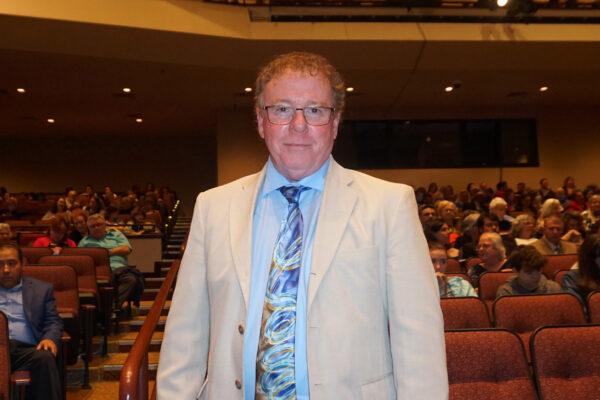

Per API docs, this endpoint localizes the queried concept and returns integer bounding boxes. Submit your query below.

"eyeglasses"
[263,105,335,126]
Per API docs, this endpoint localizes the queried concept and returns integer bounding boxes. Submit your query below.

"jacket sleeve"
[41,285,64,346]
[386,186,449,399]
[157,193,210,399]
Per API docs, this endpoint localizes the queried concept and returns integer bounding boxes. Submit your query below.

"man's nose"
[290,109,308,131]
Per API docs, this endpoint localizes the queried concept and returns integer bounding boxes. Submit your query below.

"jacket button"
[238,324,245,334]
[235,379,242,389]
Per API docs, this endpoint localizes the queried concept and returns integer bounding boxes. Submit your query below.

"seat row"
[446,325,600,400]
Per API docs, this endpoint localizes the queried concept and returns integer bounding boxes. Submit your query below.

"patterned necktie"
[256,185,307,400]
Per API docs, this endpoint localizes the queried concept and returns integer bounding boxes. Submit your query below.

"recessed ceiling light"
[122,88,131,93]
[497,0,509,7]
[346,87,355,93]
[539,86,549,92]
[16,88,26,93]
[444,86,454,93]
[244,87,253,93]
[47,118,55,124]
[135,118,143,123]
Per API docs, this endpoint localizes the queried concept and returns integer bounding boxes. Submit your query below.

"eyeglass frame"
[262,105,336,126]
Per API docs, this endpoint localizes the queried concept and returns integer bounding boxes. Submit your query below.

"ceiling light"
[497,0,509,7]
[539,86,549,92]
[47,118,55,124]
[244,87,252,93]
[135,118,143,123]
[122,88,131,93]
[16,88,26,93]
[346,87,355,93]
[444,86,454,93]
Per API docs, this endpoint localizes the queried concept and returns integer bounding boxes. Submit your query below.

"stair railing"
[119,259,180,400]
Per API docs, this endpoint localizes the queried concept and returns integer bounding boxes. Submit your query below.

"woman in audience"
[423,218,460,258]
[42,197,68,220]
[69,209,88,245]
[512,214,538,246]
[562,234,600,304]
[496,245,561,298]
[537,198,564,232]
[468,232,511,289]
[454,212,481,259]
[436,200,459,237]
[563,176,577,198]
[32,215,76,254]
[561,210,584,245]
[84,194,106,217]
[429,242,476,298]
[0,223,12,244]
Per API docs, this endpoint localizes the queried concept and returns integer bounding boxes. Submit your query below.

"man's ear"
[332,112,342,140]
[256,108,265,139]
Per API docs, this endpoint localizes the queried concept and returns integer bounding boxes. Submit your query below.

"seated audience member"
[455,190,475,211]
[429,242,476,298]
[566,189,586,212]
[582,193,600,233]
[423,219,460,258]
[512,214,538,246]
[468,232,511,289]
[79,214,144,312]
[454,212,480,259]
[536,198,564,231]
[69,210,88,245]
[562,234,600,304]
[561,210,584,245]
[64,189,78,210]
[0,223,12,244]
[0,243,63,400]
[42,197,68,220]
[538,178,555,201]
[83,195,106,217]
[436,200,459,236]
[532,215,578,255]
[563,176,577,198]
[32,215,76,254]
[489,197,515,223]
[496,245,561,298]
[126,211,157,234]
[419,205,437,226]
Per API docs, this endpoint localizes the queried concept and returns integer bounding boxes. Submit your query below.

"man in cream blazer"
[157,52,447,399]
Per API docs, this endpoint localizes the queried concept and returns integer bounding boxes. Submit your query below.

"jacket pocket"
[360,372,394,400]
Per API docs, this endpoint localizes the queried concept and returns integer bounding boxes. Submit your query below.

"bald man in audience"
[531,215,578,255]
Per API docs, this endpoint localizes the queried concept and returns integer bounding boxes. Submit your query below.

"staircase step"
[116,331,164,352]
[146,277,165,288]
[127,315,167,332]
[139,300,171,316]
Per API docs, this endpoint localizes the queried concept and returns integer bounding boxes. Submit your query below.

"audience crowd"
[418,177,600,301]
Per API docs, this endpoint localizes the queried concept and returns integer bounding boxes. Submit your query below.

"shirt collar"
[260,156,330,198]
[0,281,22,293]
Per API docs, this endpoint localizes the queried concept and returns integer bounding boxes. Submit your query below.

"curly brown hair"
[508,245,547,272]
[254,52,346,112]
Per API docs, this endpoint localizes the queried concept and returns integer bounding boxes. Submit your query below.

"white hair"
[489,197,508,210]
[479,232,506,259]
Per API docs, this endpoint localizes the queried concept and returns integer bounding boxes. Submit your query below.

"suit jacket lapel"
[230,167,266,308]
[308,161,357,310]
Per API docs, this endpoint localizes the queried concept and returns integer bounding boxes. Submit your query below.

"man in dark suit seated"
[532,215,578,255]
[0,243,63,400]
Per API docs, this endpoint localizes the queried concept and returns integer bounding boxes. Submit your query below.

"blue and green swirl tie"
[256,185,307,400]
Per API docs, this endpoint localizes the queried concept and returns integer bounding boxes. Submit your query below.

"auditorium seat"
[441,297,491,330]
[531,324,600,400]
[60,247,111,283]
[446,329,536,400]
[17,232,45,247]
[478,271,516,314]
[21,247,52,264]
[445,259,463,273]
[38,255,99,302]
[588,290,600,324]
[543,254,578,279]
[493,293,586,360]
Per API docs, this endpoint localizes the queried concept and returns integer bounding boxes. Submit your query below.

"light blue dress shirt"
[0,281,37,345]
[243,158,329,400]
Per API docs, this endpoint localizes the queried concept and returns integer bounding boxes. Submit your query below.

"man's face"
[88,218,107,240]
[589,195,600,214]
[74,216,87,234]
[517,269,542,290]
[429,249,447,274]
[0,247,22,289]
[491,205,506,218]
[256,71,340,181]
[541,179,549,189]
[477,236,498,261]
[544,219,564,245]
[482,218,499,233]
[0,228,10,243]
[442,204,457,220]
[420,208,436,223]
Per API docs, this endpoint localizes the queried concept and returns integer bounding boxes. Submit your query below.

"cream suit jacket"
[157,160,448,400]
